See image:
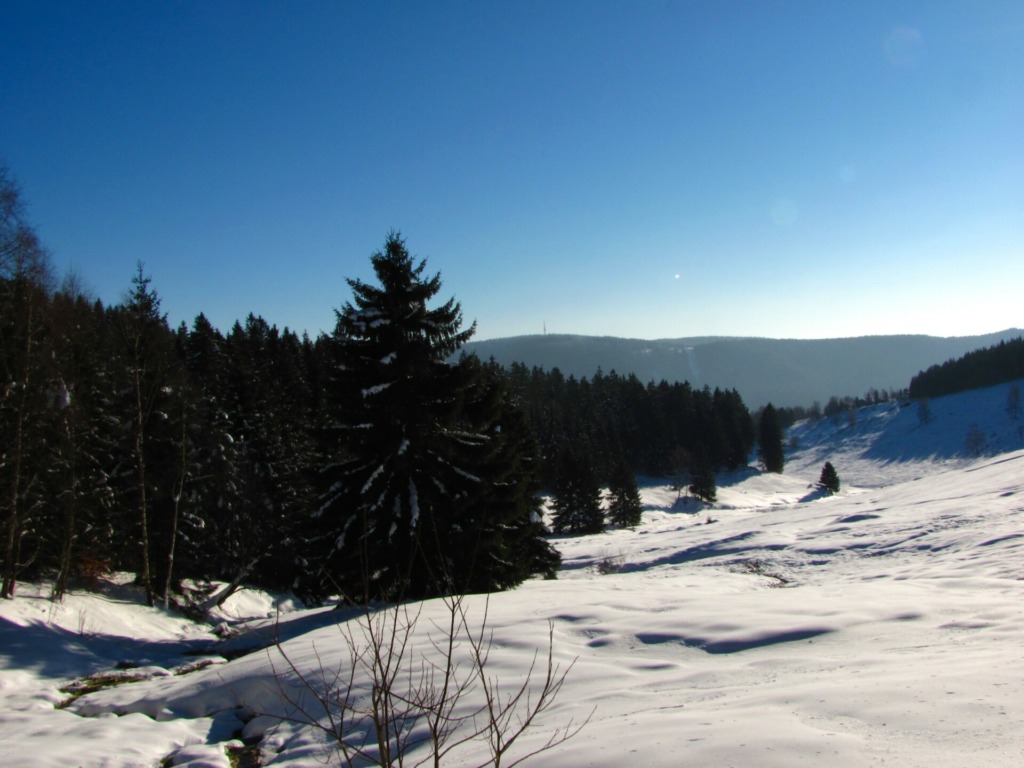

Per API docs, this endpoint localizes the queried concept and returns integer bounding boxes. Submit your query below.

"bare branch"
[251,588,588,767]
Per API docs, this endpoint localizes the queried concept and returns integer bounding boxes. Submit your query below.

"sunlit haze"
[2,2,1021,341]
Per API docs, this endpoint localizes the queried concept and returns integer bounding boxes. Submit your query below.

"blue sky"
[2,1,1021,341]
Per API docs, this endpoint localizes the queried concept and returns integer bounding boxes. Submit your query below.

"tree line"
[909,337,1024,400]
[486,364,774,531]
[501,364,757,485]
[2,166,778,606]
[2,170,563,605]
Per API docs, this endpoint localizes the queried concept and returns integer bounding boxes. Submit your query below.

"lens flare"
[884,27,925,67]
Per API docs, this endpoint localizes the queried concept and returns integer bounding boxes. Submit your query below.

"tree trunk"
[162,411,188,610]
[198,556,261,617]
[1,416,22,598]
[51,416,78,601]
[2,302,35,599]
[133,367,154,607]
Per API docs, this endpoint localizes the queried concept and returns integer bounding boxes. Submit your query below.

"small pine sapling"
[818,461,840,495]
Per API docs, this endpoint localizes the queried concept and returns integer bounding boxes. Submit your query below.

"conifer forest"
[2,176,760,606]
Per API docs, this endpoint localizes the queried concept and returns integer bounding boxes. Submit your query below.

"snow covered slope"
[1,381,1022,767]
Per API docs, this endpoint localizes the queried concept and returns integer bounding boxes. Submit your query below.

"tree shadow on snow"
[617,531,788,574]
[0,614,214,682]
[635,626,832,654]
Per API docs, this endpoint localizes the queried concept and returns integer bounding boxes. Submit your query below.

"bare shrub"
[75,554,112,591]
[594,550,624,575]
[263,592,589,767]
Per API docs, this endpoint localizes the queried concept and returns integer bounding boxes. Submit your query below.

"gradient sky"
[2,1,1022,341]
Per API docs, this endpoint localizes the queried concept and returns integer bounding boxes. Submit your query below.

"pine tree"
[818,461,840,495]
[713,387,756,470]
[550,446,604,535]
[47,288,118,599]
[688,448,717,503]
[1,167,54,598]
[154,356,202,609]
[113,263,177,606]
[757,403,785,474]
[215,316,314,596]
[178,313,243,596]
[605,457,642,528]
[444,359,560,590]
[318,233,512,601]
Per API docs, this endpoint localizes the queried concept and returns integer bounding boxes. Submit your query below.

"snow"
[361,463,386,495]
[2,381,1023,766]
[408,478,419,527]
[361,382,393,398]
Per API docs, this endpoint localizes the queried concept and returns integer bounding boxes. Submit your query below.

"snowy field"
[1,381,1022,767]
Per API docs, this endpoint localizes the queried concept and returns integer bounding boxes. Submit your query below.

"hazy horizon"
[468,326,1024,344]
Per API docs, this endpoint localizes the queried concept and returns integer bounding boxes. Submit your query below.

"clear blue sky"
[2,1,1021,341]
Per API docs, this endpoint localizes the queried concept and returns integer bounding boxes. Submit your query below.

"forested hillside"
[2,179,572,605]
[909,337,1024,400]
[498,363,755,485]
[5,161,1013,611]
[1,256,759,604]
[464,330,1023,408]
[3,169,759,606]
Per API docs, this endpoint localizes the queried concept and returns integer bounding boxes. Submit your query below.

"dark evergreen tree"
[757,403,785,474]
[154,354,203,608]
[444,358,560,590]
[605,457,642,528]
[175,313,246,605]
[0,261,52,597]
[550,446,604,535]
[713,387,755,470]
[47,288,118,599]
[112,263,178,606]
[688,448,717,503]
[818,461,840,495]
[1,167,54,598]
[317,233,543,601]
[217,316,314,594]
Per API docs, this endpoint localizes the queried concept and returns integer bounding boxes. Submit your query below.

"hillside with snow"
[1,380,1022,767]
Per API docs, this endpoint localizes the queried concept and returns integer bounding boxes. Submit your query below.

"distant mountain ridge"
[462,330,1023,408]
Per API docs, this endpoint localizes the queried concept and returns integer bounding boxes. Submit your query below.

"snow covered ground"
[2,381,1022,767]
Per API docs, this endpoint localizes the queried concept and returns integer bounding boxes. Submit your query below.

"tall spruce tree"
[1,167,54,598]
[550,446,604,535]
[444,358,561,590]
[114,263,177,606]
[48,288,118,600]
[176,313,247,606]
[318,233,538,601]
[182,314,313,609]
[688,447,717,503]
[605,457,642,528]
